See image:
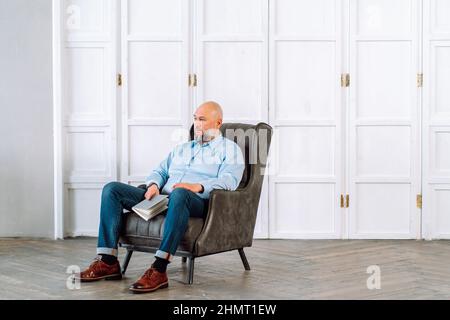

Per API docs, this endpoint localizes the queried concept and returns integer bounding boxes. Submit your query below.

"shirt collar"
[193,132,223,149]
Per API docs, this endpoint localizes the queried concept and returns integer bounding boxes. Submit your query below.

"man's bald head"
[193,101,223,143]
[196,101,223,121]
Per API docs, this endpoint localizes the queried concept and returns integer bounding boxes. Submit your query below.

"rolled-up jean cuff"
[97,247,118,257]
[155,249,173,262]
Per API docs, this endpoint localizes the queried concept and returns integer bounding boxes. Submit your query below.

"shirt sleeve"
[197,142,245,199]
[144,150,173,189]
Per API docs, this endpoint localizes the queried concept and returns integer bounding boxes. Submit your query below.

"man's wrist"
[147,182,158,190]
[198,184,204,193]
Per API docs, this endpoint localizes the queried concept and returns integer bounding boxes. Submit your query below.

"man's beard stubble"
[194,128,220,143]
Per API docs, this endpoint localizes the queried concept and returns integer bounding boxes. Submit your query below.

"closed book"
[132,195,169,221]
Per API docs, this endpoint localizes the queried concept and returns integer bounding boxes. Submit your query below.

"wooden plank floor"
[1,238,450,299]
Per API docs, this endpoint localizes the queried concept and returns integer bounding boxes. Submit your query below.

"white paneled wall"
[422,0,450,239]
[348,0,421,238]
[193,0,269,237]
[60,0,118,236]
[120,0,190,187]
[193,0,268,123]
[269,0,344,239]
[54,0,450,240]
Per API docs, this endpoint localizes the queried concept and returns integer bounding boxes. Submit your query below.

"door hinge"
[417,73,423,87]
[340,194,350,208]
[117,73,122,86]
[341,73,350,87]
[416,194,422,209]
[188,74,197,87]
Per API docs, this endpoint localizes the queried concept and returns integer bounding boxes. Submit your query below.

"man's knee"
[169,187,192,202]
[102,181,122,198]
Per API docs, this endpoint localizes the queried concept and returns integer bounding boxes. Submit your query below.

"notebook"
[131,195,169,221]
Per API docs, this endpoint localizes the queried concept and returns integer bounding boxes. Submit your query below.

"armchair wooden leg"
[182,257,187,263]
[238,248,251,271]
[187,257,195,285]
[122,249,133,275]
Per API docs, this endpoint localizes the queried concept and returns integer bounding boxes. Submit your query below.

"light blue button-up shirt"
[145,133,245,199]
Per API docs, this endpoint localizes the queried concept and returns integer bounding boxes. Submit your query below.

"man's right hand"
[144,184,160,200]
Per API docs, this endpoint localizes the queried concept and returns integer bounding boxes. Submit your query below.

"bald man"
[77,101,245,293]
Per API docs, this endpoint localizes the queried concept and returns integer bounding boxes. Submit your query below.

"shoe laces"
[89,256,104,270]
[143,267,155,279]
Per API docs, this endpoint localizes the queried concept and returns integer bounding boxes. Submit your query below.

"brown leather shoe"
[129,267,168,293]
[76,256,122,282]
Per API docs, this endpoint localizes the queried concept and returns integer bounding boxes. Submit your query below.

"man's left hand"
[173,183,203,193]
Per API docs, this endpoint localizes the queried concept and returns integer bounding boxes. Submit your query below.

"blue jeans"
[97,182,208,262]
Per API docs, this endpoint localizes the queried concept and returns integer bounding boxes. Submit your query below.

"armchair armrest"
[193,185,259,257]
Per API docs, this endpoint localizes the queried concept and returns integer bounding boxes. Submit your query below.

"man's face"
[193,106,221,142]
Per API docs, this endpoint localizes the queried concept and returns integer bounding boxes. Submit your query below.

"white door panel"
[194,0,269,237]
[64,185,102,237]
[64,0,112,41]
[274,183,337,236]
[354,0,414,36]
[61,0,117,237]
[201,41,265,121]
[274,0,337,36]
[269,0,344,239]
[422,0,450,239]
[193,0,268,123]
[127,0,183,36]
[121,0,190,186]
[348,0,421,239]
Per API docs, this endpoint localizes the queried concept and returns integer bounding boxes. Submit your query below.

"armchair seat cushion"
[119,211,205,253]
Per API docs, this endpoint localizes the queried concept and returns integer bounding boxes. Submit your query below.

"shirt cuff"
[145,179,161,189]
[196,181,214,199]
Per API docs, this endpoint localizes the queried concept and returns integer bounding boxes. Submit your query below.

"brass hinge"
[416,194,422,209]
[340,194,350,208]
[117,73,122,86]
[417,73,423,87]
[188,74,197,87]
[341,73,350,87]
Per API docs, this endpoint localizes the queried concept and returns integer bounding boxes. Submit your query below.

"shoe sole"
[76,273,123,282]
[129,282,169,293]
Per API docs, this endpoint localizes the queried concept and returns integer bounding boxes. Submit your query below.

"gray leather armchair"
[118,122,273,284]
